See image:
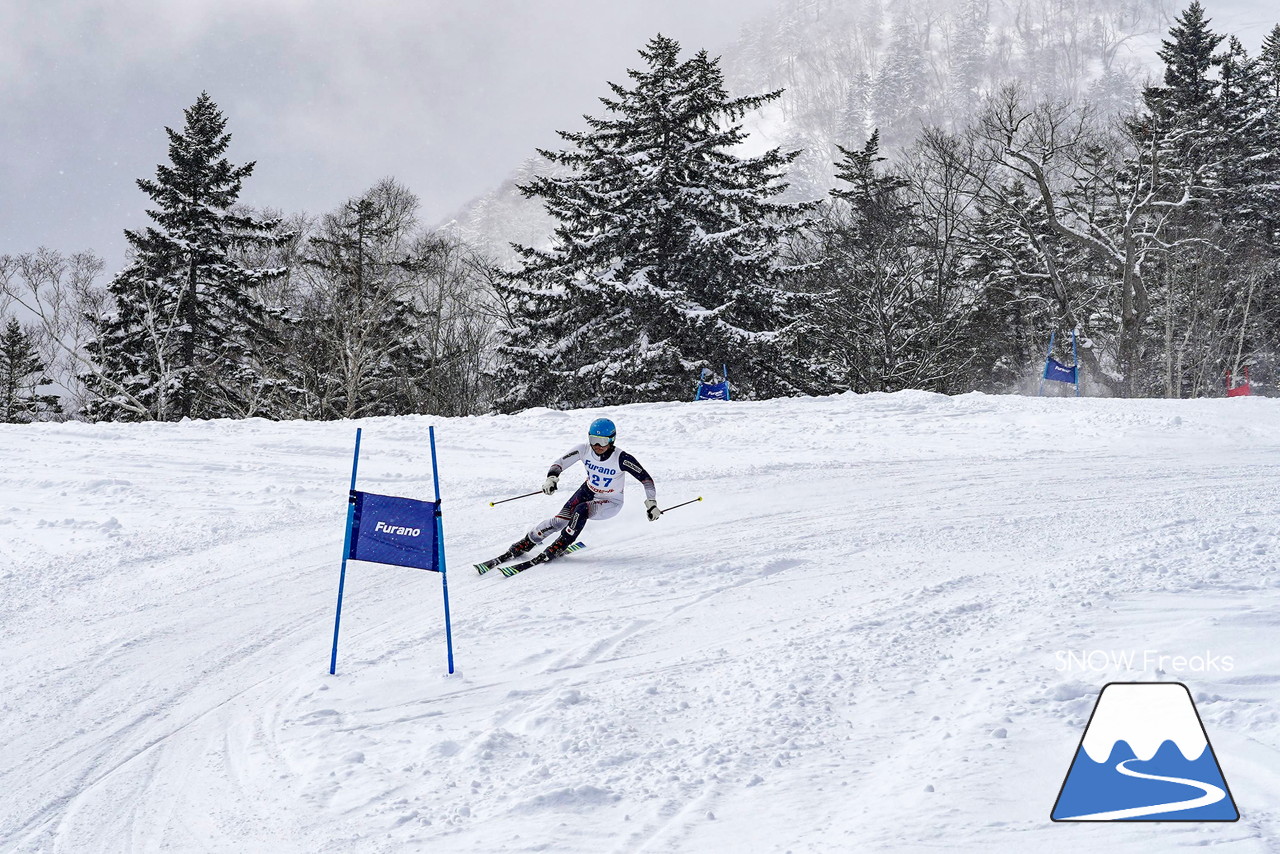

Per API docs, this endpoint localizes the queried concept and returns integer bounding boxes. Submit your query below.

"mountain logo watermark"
[1051,682,1239,821]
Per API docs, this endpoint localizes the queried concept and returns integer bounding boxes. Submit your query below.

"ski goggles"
[588,434,614,445]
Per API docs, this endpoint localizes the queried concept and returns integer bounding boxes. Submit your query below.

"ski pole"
[662,496,703,513]
[489,490,543,507]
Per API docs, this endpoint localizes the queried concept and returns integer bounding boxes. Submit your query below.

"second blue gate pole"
[329,428,362,675]
[429,426,456,675]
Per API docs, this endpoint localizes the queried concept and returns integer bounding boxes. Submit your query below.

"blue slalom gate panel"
[695,380,730,401]
[1044,358,1078,384]
[1039,330,1080,396]
[348,491,440,572]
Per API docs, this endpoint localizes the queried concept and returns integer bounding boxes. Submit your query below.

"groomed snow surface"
[3,391,1279,852]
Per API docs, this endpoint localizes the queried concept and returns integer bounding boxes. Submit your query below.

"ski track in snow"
[2,392,1280,851]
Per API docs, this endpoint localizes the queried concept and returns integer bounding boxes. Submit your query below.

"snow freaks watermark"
[1054,650,1235,674]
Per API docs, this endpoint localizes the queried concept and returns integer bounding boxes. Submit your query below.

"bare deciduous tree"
[968,86,1213,395]
[0,249,147,418]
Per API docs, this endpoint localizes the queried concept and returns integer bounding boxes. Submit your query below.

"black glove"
[542,475,559,495]
[645,499,661,521]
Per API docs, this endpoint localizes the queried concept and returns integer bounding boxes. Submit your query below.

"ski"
[476,541,586,575]
[498,558,540,577]
[498,541,586,577]
[474,558,502,575]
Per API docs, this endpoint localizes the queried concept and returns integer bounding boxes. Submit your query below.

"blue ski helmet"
[587,417,617,448]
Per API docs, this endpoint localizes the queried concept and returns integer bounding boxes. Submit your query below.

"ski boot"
[475,535,536,575]
[499,538,570,577]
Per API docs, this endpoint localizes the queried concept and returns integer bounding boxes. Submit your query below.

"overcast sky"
[3,0,1276,278]
[1,0,777,274]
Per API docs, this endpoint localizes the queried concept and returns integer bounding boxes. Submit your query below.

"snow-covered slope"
[3,392,1280,852]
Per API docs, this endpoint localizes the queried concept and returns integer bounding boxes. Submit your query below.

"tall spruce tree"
[0,316,61,422]
[1262,26,1280,100]
[1135,2,1224,241]
[84,93,285,421]
[804,132,934,392]
[1130,5,1280,396]
[1214,35,1280,394]
[1244,28,1280,245]
[1210,36,1277,241]
[1134,3,1223,231]
[1124,3,1226,395]
[958,182,1060,392]
[496,34,814,410]
[1147,2,1224,116]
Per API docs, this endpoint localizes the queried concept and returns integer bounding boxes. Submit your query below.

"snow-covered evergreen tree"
[1259,26,1280,213]
[1262,25,1280,100]
[802,132,941,393]
[84,93,286,421]
[1221,25,1280,396]
[958,182,1061,392]
[1214,37,1278,237]
[870,23,930,149]
[496,35,815,411]
[1140,1,1224,188]
[0,316,61,423]
[1212,35,1280,396]
[1133,5,1280,396]
[949,0,991,116]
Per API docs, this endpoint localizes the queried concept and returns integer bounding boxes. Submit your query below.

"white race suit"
[528,443,657,552]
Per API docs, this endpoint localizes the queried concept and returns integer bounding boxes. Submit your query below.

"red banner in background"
[1225,367,1252,397]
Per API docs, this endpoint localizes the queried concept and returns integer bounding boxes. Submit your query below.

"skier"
[477,417,660,574]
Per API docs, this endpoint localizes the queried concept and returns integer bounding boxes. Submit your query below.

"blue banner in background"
[695,380,730,400]
[348,490,441,572]
[1044,358,1078,384]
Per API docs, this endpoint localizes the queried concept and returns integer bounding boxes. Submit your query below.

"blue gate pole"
[1072,330,1080,397]
[429,426,456,675]
[723,363,731,401]
[330,428,362,675]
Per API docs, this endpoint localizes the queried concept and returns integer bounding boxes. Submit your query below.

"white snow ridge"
[3,391,1280,852]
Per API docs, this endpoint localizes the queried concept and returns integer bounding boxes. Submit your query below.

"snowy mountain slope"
[2,392,1280,851]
